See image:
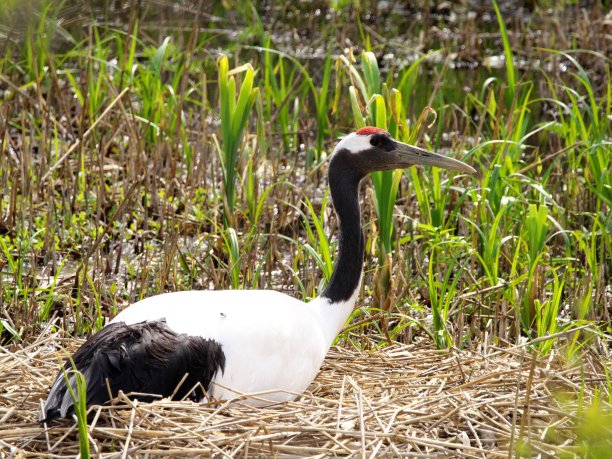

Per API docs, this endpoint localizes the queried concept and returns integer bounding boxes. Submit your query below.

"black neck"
[321,152,365,303]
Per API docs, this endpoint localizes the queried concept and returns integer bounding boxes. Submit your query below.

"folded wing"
[41,320,225,422]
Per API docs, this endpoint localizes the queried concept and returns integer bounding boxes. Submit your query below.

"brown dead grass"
[0,330,608,458]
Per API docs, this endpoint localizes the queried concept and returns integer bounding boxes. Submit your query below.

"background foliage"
[0,0,609,359]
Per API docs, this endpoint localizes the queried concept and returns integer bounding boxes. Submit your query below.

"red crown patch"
[356,126,389,136]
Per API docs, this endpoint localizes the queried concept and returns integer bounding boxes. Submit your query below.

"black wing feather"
[41,320,225,422]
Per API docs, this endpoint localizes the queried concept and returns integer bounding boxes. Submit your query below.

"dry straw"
[0,330,608,458]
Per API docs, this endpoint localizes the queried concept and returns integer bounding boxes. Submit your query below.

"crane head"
[333,127,476,175]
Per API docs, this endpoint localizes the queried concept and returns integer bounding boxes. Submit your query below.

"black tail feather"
[41,320,225,423]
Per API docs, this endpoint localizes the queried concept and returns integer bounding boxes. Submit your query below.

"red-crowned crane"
[41,127,476,422]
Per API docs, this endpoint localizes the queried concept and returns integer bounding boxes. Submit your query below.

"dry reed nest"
[0,330,609,458]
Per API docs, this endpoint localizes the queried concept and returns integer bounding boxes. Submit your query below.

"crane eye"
[370,136,381,147]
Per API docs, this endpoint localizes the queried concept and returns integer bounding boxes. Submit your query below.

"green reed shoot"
[218,55,259,224]
[39,256,67,322]
[61,362,91,459]
[427,246,464,349]
[138,37,176,144]
[262,43,296,152]
[300,194,334,282]
[522,203,549,331]
[492,0,517,105]
[533,271,567,355]
[406,106,465,230]
[314,47,334,160]
[222,227,241,289]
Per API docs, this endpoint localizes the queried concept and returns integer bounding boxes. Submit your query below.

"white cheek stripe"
[334,133,372,154]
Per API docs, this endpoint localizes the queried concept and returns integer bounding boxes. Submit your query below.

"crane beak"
[391,140,477,174]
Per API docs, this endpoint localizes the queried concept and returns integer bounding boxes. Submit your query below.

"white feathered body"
[110,290,346,404]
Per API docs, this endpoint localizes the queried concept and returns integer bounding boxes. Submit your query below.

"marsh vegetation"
[0,0,610,457]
